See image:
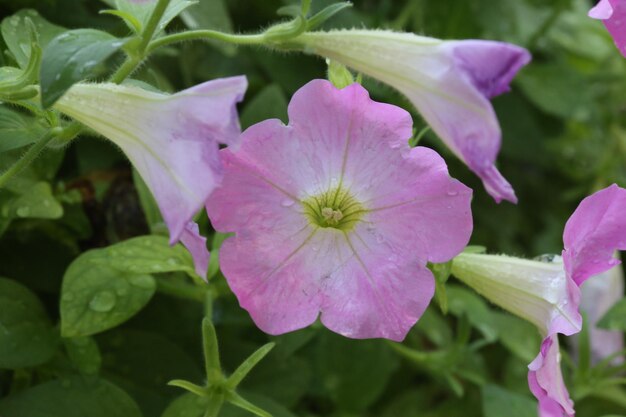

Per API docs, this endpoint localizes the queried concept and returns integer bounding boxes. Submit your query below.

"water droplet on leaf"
[129,275,153,289]
[89,291,116,313]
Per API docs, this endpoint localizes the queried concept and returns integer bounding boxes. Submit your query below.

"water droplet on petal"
[281,199,295,207]
[447,190,458,196]
[89,291,116,313]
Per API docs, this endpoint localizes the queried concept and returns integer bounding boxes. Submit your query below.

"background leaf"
[40,29,126,108]
[0,377,143,417]
[0,277,59,369]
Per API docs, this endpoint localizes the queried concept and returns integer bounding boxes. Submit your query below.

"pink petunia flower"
[589,0,626,57]
[206,79,473,341]
[295,30,531,203]
[452,184,626,416]
[55,77,248,278]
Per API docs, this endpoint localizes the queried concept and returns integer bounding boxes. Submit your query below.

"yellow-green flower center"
[302,187,365,231]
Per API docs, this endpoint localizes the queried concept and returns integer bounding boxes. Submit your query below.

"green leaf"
[0,106,48,152]
[161,392,206,417]
[0,377,143,417]
[111,0,196,34]
[89,235,201,280]
[99,329,204,416]
[492,312,541,363]
[313,331,399,411]
[240,84,288,129]
[0,277,59,369]
[132,168,163,232]
[60,251,156,337]
[64,336,102,376]
[1,9,65,68]
[2,181,63,219]
[60,236,201,337]
[598,299,626,331]
[481,384,537,417]
[40,29,126,108]
[447,285,498,342]
[162,392,296,417]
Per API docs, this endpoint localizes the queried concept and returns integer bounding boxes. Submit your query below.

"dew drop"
[166,257,178,266]
[129,275,153,289]
[281,199,295,207]
[116,286,128,297]
[447,190,458,196]
[55,74,61,81]
[89,291,116,313]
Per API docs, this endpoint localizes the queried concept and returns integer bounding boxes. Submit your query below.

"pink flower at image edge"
[589,0,626,57]
[529,184,626,417]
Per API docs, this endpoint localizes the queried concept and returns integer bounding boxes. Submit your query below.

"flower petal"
[55,77,247,243]
[589,0,613,20]
[319,230,435,341]
[179,222,210,280]
[528,335,575,417]
[589,0,626,57]
[352,146,473,263]
[298,30,530,203]
[562,184,626,286]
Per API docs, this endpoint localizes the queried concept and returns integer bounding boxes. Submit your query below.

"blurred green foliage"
[0,0,625,416]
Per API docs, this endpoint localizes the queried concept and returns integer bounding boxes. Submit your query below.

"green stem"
[138,0,172,52]
[148,30,266,53]
[156,277,207,302]
[110,0,171,83]
[108,57,141,84]
[0,129,58,188]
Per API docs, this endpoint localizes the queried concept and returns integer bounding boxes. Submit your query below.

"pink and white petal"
[589,0,626,57]
[206,127,307,233]
[179,222,210,280]
[219,227,324,335]
[562,184,626,286]
[319,232,435,341]
[528,335,575,417]
[350,146,472,263]
[589,0,613,20]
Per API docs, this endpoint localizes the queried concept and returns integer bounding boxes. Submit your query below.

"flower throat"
[302,186,365,231]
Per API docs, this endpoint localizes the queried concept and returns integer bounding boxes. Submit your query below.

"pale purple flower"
[206,79,473,341]
[296,30,531,203]
[576,263,624,364]
[589,0,626,57]
[452,184,626,417]
[54,77,248,277]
